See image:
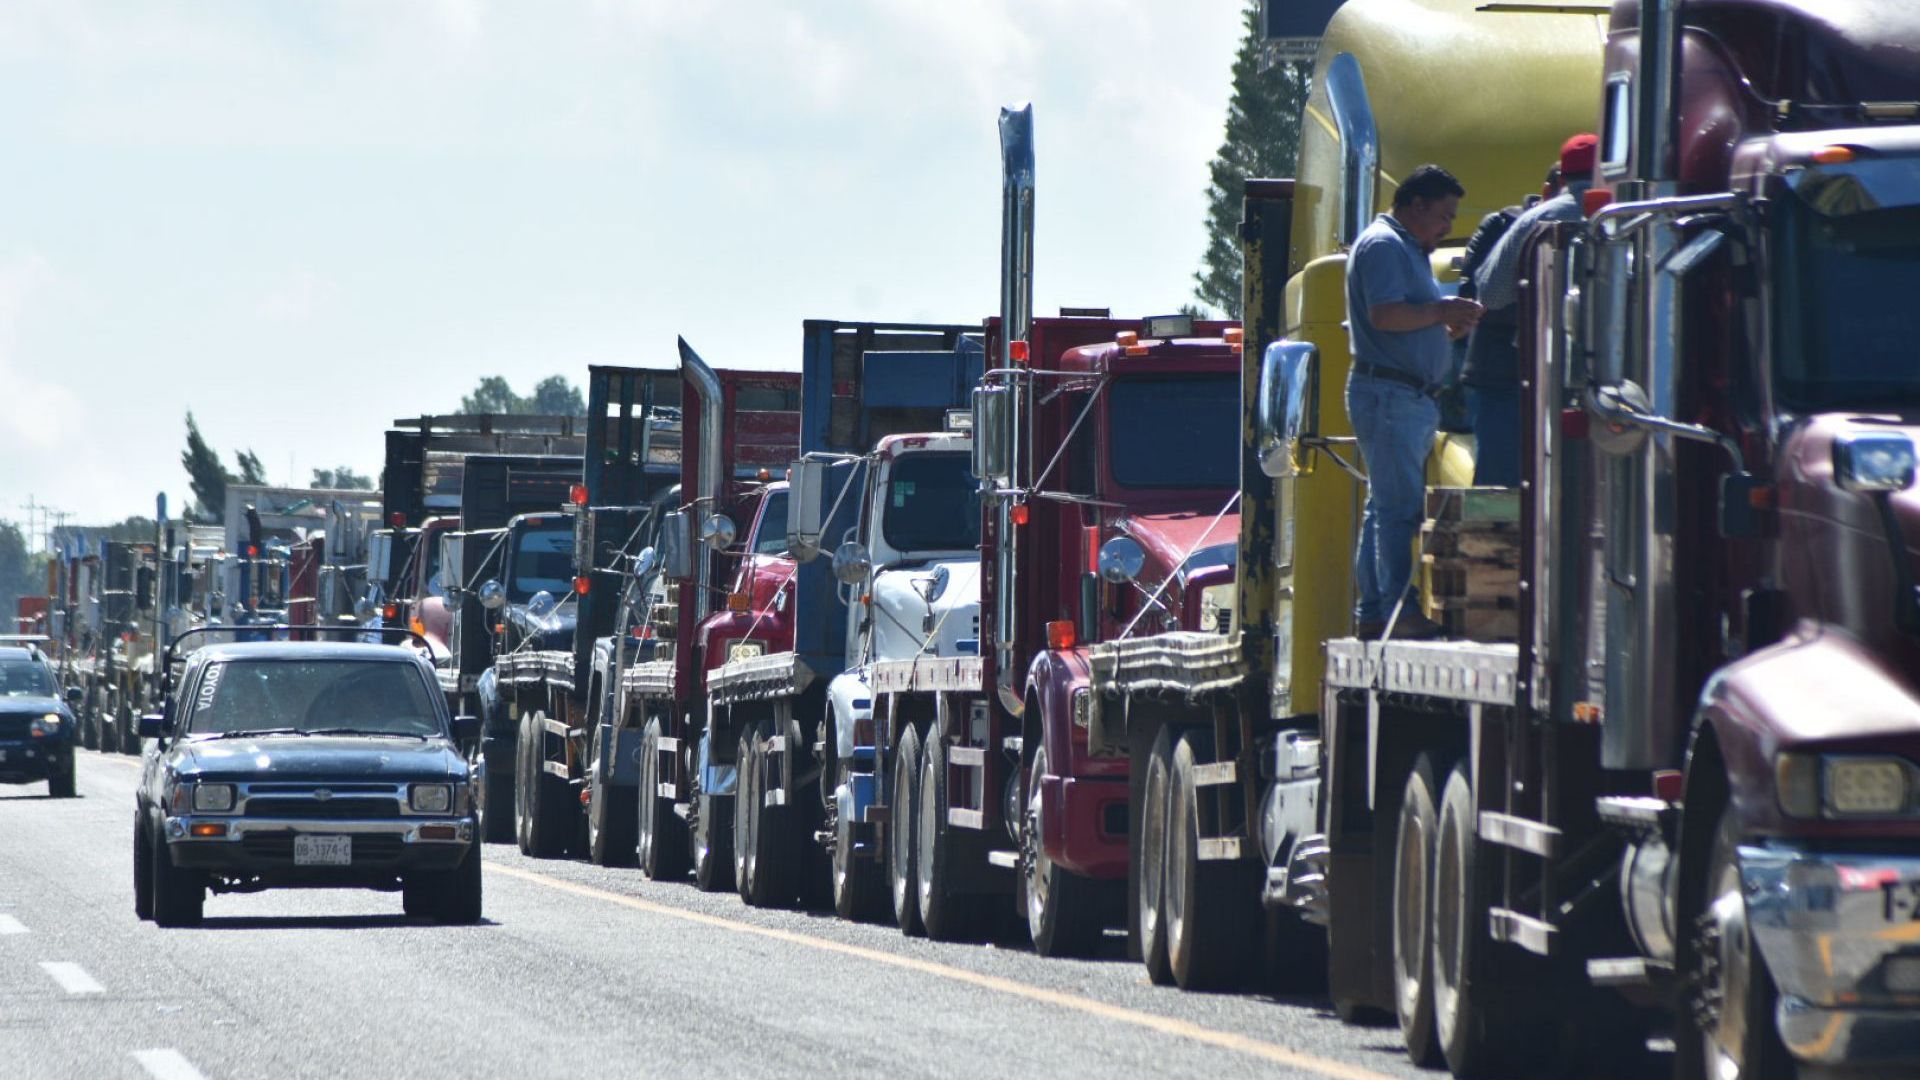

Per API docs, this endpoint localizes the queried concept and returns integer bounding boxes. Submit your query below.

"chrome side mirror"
[787,459,826,562]
[972,385,1012,486]
[1834,432,1917,494]
[1258,340,1319,479]
[661,511,695,581]
[478,580,507,611]
[700,513,738,550]
[1098,536,1146,584]
[632,546,659,578]
[831,541,872,586]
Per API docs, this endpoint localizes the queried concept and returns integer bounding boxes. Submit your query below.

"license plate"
[293,835,352,866]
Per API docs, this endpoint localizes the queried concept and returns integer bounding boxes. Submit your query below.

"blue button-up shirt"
[1346,212,1449,387]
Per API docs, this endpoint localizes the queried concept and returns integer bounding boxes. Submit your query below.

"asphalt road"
[1,751,1469,1080]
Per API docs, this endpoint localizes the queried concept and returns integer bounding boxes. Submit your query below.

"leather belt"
[1352,361,1440,399]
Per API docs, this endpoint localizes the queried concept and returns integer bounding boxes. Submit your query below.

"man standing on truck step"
[1346,164,1483,640]
[1468,133,1597,486]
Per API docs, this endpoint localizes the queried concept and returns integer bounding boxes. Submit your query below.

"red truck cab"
[978,312,1243,952]
[694,482,796,674]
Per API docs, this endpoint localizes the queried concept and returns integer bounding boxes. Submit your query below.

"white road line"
[0,914,26,934]
[38,960,103,994]
[134,1049,209,1080]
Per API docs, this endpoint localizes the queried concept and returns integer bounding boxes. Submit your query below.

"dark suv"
[0,642,82,797]
[134,641,482,927]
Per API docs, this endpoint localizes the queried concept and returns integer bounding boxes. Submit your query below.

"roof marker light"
[569,484,589,506]
[573,576,591,596]
[1812,145,1857,165]
[1010,503,1030,527]
[1223,327,1244,346]
[1115,331,1140,348]
[1008,340,1030,364]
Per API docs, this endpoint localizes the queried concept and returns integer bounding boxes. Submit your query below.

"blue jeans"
[1348,374,1438,624]
[1469,383,1520,487]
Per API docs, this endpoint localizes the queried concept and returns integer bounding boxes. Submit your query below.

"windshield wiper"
[206,728,310,740]
[306,728,431,739]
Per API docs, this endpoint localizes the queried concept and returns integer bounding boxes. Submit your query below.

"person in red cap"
[1464,132,1598,486]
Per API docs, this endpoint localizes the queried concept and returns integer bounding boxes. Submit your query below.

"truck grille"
[240,833,407,864]
[0,717,31,740]
[243,797,401,819]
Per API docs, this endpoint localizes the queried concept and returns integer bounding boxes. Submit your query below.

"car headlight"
[410,784,452,814]
[192,783,236,813]
[1777,753,1917,818]
[29,713,61,738]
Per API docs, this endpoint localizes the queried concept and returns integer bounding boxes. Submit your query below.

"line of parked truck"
[28,1,1920,1075]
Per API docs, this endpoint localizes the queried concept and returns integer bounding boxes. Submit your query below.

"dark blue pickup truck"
[0,642,81,797]
[134,640,483,927]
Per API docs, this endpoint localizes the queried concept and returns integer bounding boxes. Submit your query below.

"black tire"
[1431,763,1546,1077]
[1260,904,1330,996]
[916,726,978,941]
[789,714,833,911]
[890,723,923,935]
[81,706,99,751]
[738,719,796,908]
[150,828,204,927]
[1678,801,1793,1080]
[48,752,76,798]
[119,701,140,755]
[1165,729,1257,988]
[133,813,154,921]
[1393,755,1442,1067]
[733,726,758,901]
[402,876,436,917]
[638,719,690,881]
[831,733,887,920]
[478,716,515,844]
[691,745,735,894]
[1024,742,1103,958]
[587,731,638,868]
[518,711,573,858]
[434,841,484,924]
[1138,725,1175,985]
[514,713,535,853]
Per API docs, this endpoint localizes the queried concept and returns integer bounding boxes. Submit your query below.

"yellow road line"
[489,862,1397,1080]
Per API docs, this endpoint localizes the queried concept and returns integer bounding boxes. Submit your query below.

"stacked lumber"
[1423,487,1520,642]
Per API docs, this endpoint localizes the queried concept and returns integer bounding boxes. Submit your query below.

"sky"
[0,0,1247,540]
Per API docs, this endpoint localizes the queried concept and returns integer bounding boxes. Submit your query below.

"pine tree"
[234,448,267,485]
[311,467,374,490]
[181,412,234,522]
[1194,2,1313,319]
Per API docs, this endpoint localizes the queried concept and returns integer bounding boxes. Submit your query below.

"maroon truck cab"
[981,314,1243,887]
[693,482,796,675]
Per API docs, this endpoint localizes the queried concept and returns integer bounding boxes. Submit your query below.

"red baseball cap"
[1560,133,1599,179]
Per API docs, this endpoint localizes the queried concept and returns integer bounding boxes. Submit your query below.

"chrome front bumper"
[164,815,474,844]
[1740,842,1920,1068]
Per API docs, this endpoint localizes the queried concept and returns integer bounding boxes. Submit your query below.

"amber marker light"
[1812,145,1857,164]
[727,592,751,613]
[189,823,227,838]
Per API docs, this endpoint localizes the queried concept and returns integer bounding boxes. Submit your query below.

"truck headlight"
[410,784,452,814]
[1826,757,1913,816]
[192,783,236,813]
[1777,753,1916,818]
[29,713,61,738]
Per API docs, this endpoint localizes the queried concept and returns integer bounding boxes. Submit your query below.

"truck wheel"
[738,720,796,908]
[1024,742,1102,958]
[638,719,690,881]
[1138,725,1175,985]
[514,713,535,853]
[1392,755,1442,1066]
[402,875,435,917]
[1164,730,1254,986]
[789,715,833,911]
[889,723,923,935]
[587,739,638,867]
[917,728,977,941]
[692,778,735,893]
[520,711,574,859]
[831,746,886,921]
[133,813,154,921]
[81,706,99,751]
[48,752,76,798]
[119,701,140,755]
[733,726,758,901]
[479,743,514,844]
[1679,802,1791,1080]
[1431,763,1544,1076]
[434,841,484,924]
[150,828,204,927]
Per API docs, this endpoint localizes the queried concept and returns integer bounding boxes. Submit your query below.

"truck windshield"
[186,659,442,736]
[0,660,54,697]
[1108,375,1239,489]
[509,524,574,601]
[753,490,790,556]
[882,452,979,553]
[1774,185,1920,409]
